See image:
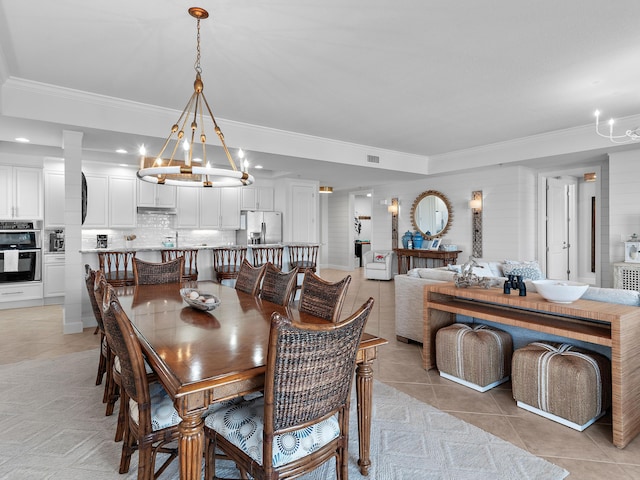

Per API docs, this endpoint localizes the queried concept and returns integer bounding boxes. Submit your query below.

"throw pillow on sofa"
[503,260,545,281]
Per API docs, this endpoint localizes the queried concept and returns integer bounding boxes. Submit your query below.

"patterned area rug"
[0,349,568,479]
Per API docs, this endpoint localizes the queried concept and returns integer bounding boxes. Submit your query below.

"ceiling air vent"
[367,155,380,164]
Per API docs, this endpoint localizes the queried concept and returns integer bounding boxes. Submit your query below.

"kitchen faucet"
[175,231,179,248]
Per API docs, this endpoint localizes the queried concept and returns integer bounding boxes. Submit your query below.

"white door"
[546,176,577,280]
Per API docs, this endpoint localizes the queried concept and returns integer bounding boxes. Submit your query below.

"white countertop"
[78,243,314,253]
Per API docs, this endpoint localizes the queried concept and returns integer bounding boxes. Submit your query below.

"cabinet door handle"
[2,291,23,296]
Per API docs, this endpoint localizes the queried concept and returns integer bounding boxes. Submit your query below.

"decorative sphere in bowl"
[180,288,220,311]
[532,280,589,304]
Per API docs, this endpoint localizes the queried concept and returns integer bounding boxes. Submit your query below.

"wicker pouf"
[512,342,611,431]
[435,323,513,392]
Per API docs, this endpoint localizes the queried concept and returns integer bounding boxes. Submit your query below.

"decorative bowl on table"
[180,288,221,311]
[532,280,589,304]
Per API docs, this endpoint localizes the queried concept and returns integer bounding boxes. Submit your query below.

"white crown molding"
[428,115,640,174]
[1,77,430,175]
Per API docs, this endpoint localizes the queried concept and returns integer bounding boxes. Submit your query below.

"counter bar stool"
[161,248,199,281]
[212,246,248,284]
[251,245,284,269]
[288,243,319,293]
[98,250,136,287]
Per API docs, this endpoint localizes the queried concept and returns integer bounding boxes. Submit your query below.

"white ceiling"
[1,0,640,189]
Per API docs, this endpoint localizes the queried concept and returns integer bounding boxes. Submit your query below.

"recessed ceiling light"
[14,137,30,143]
[255,165,263,169]
[116,148,128,154]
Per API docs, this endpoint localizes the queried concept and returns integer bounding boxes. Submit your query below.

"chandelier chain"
[194,17,202,74]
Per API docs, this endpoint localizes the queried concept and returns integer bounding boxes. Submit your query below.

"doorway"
[546,176,577,280]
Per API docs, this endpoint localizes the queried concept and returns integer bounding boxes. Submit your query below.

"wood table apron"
[118,281,387,479]
[423,283,640,449]
[393,248,462,274]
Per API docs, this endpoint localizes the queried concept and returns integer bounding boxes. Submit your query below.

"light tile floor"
[2,269,640,479]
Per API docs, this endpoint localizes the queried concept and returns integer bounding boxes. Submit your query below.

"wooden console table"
[393,248,461,274]
[423,283,640,448]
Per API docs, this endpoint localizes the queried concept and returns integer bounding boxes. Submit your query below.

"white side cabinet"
[137,180,177,208]
[614,262,640,292]
[44,170,65,228]
[44,254,66,298]
[0,166,43,220]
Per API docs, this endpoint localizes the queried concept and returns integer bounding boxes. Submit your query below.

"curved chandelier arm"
[594,110,640,144]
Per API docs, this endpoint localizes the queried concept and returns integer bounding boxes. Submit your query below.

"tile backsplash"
[82,212,236,249]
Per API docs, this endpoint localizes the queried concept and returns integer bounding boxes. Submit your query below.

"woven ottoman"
[435,323,513,392]
[512,342,611,431]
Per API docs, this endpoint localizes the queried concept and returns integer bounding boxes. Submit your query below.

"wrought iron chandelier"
[137,7,254,187]
[594,110,640,144]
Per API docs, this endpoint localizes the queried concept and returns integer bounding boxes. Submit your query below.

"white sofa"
[394,262,640,358]
[363,250,394,281]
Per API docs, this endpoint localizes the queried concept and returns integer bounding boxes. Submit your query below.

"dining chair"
[132,257,184,285]
[234,259,267,296]
[259,263,298,307]
[204,297,375,480]
[298,271,352,323]
[102,283,182,480]
[212,246,248,284]
[98,250,137,287]
[84,265,109,389]
[161,248,199,281]
[251,245,284,269]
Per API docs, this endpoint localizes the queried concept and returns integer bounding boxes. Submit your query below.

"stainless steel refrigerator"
[237,211,283,244]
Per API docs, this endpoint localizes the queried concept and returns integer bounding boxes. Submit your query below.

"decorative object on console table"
[402,231,412,249]
[428,238,441,251]
[412,231,423,249]
[625,240,640,263]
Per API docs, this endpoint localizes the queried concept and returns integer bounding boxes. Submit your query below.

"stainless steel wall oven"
[0,221,42,283]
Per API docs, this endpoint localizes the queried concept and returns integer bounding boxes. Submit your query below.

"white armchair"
[364,250,394,281]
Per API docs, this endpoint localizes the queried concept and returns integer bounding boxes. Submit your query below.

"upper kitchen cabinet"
[109,176,137,227]
[176,187,239,229]
[137,180,177,208]
[44,170,65,228]
[0,166,43,220]
[240,186,274,211]
[82,173,136,228]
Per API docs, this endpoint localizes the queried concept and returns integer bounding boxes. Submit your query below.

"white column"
[62,130,84,334]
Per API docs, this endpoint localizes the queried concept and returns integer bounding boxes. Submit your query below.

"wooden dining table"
[116,281,388,480]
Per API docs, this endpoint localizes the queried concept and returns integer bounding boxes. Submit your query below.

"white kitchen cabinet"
[44,170,65,228]
[137,180,177,208]
[176,187,200,228]
[83,173,109,227]
[0,166,43,220]
[240,186,274,211]
[200,188,222,228]
[0,282,43,304]
[44,254,65,298]
[109,176,137,228]
[177,187,239,229]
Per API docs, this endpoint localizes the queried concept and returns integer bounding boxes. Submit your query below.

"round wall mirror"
[410,190,453,238]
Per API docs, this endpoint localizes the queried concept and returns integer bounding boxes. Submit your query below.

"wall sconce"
[390,197,399,248]
[470,191,483,257]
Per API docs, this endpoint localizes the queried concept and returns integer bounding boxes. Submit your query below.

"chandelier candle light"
[137,7,254,188]
[594,110,640,144]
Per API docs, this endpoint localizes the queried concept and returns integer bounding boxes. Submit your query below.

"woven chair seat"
[435,323,512,392]
[512,342,611,430]
[205,388,340,468]
[290,260,316,269]
[114,355,154,375]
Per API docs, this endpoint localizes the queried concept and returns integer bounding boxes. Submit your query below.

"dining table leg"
[355,358,374,476]
[178,412,205,480]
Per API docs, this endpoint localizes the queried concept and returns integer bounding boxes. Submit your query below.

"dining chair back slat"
[161,248,199,281]
[132,257,184,285]
[234,259,267,296]
[98,251,137,287]
[260,263,298,307]
[298,271,352,323]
